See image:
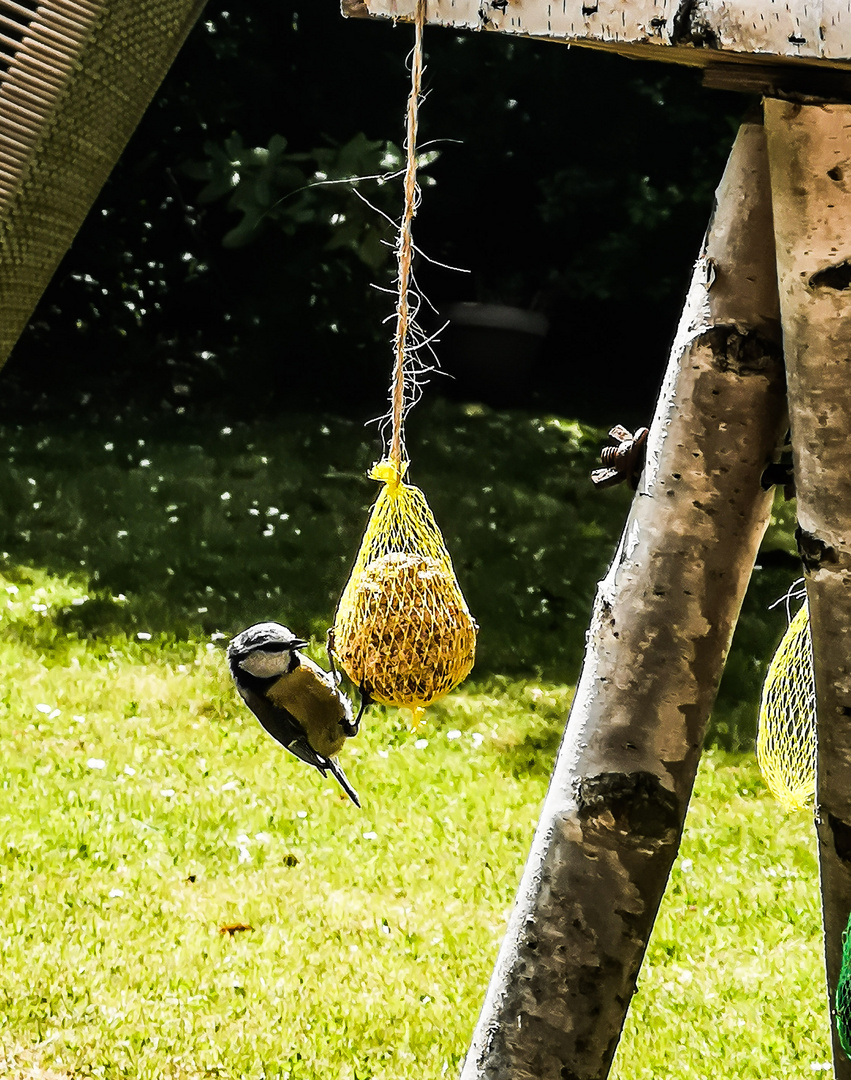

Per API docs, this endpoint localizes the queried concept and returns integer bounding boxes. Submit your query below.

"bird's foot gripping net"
[331,459,477,727]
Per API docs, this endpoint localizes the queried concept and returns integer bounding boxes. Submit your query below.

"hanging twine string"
[333,0,477,723]
[388,0,427,477]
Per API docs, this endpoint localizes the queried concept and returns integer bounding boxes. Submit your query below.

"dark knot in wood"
[703,325,783,376]
[829,814,851,864]
[796,526,838,572]
[591,425,649,490]
[671,0,719,49]
[574,771,680,847]
[809,260,851,291]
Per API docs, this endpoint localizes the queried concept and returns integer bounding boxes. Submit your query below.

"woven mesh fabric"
[756,602,816,811]
[0,0,205,366]
[332,460,477,714]
[837,911,851,1057]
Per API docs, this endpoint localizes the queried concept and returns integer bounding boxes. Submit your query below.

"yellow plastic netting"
[332,460,477,717]
[756,600,816,811]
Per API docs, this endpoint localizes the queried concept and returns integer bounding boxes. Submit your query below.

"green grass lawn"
[0,400,799,743]
[0,404,821,1078]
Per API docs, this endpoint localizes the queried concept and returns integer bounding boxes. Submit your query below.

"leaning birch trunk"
[461,117,787,1080]
[765,97,851,1080]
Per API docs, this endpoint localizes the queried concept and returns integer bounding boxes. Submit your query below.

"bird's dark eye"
[260,642,289,654]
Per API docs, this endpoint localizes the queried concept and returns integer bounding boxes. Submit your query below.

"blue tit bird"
[227,622,360,806]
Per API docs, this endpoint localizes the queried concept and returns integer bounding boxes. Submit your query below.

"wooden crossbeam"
[343,1,851,95]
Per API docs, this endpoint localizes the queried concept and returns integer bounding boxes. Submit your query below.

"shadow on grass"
[0,402,626,660]
[0,400,800,750]
[500,721,565,781]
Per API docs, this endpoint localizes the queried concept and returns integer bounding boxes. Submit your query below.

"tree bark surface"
[460,119,787,1080]
[766,96,851,1080]
[347,0,851,73]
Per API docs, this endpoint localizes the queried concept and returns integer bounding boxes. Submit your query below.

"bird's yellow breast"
[266,667,346,757]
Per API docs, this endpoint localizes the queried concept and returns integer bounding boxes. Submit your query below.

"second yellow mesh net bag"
[756,600,815,811]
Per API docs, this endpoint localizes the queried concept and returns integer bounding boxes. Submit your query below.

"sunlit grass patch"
[0,567,547,1078]
[0,403,819,1077]
[0,560,829,1078]
[614,753,826,1079]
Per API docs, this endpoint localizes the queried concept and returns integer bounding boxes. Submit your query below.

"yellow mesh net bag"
[756,600,816,811]
[332,459,477,719]
[331,1,476,723]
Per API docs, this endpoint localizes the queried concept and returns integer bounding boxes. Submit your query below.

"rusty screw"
[591,425,649,490]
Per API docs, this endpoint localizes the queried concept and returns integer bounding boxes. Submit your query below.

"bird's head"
[227,622,309,682]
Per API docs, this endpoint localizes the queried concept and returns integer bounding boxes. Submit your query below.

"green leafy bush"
[184,131,408,266]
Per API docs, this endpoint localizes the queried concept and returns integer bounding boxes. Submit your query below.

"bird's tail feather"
[327,758,361,808]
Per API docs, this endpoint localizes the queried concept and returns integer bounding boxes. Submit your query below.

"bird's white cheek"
[238,651,291,679]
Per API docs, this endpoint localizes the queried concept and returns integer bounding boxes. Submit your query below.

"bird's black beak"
[289,638,309,650]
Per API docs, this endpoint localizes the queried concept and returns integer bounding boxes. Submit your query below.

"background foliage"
[3,3,747,425]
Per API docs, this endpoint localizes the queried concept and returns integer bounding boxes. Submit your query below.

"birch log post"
[765,97,851,1079]
[460,117,787,1080]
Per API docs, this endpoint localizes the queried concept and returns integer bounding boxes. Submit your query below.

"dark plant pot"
[435,302,550,408]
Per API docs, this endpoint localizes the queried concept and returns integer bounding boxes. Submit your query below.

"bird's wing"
[292,654,355,726]
[241,688,305,750]
[286,736,330,776]
[234,681,359,805]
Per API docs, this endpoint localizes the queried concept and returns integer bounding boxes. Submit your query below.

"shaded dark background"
[0,3,747,427]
